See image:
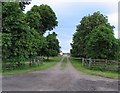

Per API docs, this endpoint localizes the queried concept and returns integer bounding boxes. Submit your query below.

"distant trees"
[2,2,60,70]
[36,32,60,58]
[71,11,120,60]
[46,32,60,57]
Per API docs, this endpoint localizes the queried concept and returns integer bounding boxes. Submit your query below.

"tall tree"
[2,2,38,67]
[2,2,25,63]
[85,25,119,60]
[25,4,59,57]
[71,11,115,58]
[27,4,58,34]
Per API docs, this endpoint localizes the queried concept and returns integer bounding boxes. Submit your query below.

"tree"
[27,28,48,66]
[117,39,120,60]
[85,25,119,60]
[27,4,58,34]
[2,2,25,62]
[2,2,60,70]
[2,2,25,33]
[2,2,38,67]
[45,32,60,58]
[26,4,59,58]
[71,11,115,58]
[2,33,12,63]
[70,31,83,57]
[26,11,42,33]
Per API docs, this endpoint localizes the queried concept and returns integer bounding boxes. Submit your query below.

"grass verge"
[70,57,118,78]
[2,56,62,75]
[61,56,67,70]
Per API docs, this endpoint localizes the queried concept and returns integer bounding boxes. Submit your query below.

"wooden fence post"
[88,58,92,67]
[105,59,107,69]
[82,58,84,66]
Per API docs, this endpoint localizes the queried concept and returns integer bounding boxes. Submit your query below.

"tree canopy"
[85,25,119,60]
[26,4,58,34]
[71,11,119,60]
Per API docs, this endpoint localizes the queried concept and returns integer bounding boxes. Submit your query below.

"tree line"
[71,11,120,60]
[2,2,60,70]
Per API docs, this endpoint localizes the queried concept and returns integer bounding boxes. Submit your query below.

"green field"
[2,56,62,75]
[70,57,118,78]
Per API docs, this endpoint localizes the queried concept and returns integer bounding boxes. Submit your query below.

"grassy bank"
[3,56,62,75]
[70,57,118,78]
[61,56,67,70]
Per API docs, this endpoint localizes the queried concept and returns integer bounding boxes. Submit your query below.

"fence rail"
[81,58,119,72]
[2,56,44,71]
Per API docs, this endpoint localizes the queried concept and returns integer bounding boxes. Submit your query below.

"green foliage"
[2,2,60,71]
[71,11,119,60]
[85,25,119,59]
[70,31,83,57]
[26,11,42,34]
[117,39,120,59]
[2,2,24,33]
[2,33,12,62]
[45,32,60,57]
[2,2,30,63]
[29,4,58,34]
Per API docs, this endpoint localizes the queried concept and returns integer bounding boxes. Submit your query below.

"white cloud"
[114,30,118,38]
[107,12,118,27]
[107,12,118,38]
[24,0,67,13]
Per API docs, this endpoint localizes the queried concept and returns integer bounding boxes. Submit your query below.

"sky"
[25,0,119,53]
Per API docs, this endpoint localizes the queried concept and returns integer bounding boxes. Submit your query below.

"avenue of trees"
[2,2,60,70]
[71,11,120,60]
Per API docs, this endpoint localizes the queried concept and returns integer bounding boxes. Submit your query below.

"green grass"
[2,56,62,75]
[61,56,67,70]
[70,57,118,78]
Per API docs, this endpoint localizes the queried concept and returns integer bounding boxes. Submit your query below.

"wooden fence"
[81,58,119,72]
[2,56,44,71]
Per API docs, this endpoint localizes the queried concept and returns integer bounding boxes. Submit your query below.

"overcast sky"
[25,0,119,53]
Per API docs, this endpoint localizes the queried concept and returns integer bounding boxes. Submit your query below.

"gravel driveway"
[2,56,119,91]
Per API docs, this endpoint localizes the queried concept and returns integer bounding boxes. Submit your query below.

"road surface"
[2,56,118,91]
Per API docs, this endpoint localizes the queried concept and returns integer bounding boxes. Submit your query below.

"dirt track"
[2,56,118,91]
